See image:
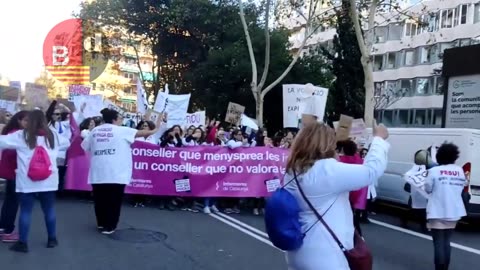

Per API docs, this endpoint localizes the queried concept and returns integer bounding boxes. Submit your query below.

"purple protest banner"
[65,141,288,197]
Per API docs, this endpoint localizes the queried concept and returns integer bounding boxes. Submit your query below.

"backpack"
[28,146,52,181]
[264,184,304,251]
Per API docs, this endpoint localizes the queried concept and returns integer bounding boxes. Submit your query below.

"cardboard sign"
[68,85,91,101]
[0,99,17,113]
[225,102,245,125]
[0,85,21,102]
[336,114,353,141]
[24,83,49,110]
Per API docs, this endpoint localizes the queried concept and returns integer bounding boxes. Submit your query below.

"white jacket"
[0,130,70,193]
[285,137,389,270]
[425,164,467,221]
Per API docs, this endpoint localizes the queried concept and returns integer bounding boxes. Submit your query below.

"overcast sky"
[0,0,82,85]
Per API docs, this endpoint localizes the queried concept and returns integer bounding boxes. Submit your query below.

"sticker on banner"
[175,178,191,192]
[265,178,281,192]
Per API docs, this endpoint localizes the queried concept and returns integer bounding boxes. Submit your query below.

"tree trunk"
[256,91,264,128]
[361,57,375,126]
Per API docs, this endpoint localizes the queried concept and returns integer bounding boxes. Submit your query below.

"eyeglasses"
[5,114,12,117]
[53,113,61,116]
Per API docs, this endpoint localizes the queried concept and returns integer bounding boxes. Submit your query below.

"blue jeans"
[18,192,56,243]
[0,180,18,234]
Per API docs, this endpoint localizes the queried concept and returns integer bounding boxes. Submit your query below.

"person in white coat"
[0,110,70,253]
[284,122,389,270]
[424,143,466,270]
[81,108,160,235]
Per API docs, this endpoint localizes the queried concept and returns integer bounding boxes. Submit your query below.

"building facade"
[288,0,480,127]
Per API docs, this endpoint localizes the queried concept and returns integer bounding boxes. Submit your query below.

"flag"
[46,66,90,85]
[136,78,149,114]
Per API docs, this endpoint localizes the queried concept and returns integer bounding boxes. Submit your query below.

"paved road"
[0,199,479,270]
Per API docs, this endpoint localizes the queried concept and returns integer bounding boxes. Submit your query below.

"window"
[435,76,445,95]
[429,44,440,63]
[375,26,387,43]
[441,9,454,28]
[373,55,384,71]
[459,5,468,25]
[400,79,414,96]
[460,39,471,47]
[432,109,443,127]
[416,78,431,95]
[123,72,135,80]
[414,109,427,126]
[124,87,133,94]
[472,36,480,45]
[397,110,411,126]
[386,53,396,69]
[383,110,394,127]
[405,22,418,37]
[404,50,416,66]
[428,13,439,32]
[475,3,480,23]
[374,82,385,97]
[126,58,136,65]
[419,47,430,64]
[388,23,403,40]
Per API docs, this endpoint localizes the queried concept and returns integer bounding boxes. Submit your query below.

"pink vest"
[339,154,368,210]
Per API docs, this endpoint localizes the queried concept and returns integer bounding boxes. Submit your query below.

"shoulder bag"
[294,170,373,270]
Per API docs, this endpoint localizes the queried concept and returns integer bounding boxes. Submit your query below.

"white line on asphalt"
[209,212,480,257]
[208,213,280,250]
[369,219,480,256]
[214,212,270,239]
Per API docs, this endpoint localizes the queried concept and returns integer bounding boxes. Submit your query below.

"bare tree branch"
[238,0,258,100]
[258,0,271,91]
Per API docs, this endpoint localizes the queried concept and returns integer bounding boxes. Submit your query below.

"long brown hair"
[23,110,55,149]
[286,122,336,174]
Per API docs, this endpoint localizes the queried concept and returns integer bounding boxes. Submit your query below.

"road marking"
[214,212,269,239]
[209,212,480,256]
[369,219,480,256]
[208,213,280,250]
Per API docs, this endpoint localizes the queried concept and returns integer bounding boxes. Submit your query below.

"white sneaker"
[203,206,211,214]
[210,205,220,213]
[101,230,115,235]
[253,208,260,216]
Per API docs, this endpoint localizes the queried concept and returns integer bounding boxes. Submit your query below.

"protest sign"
[104,100,126,116]
[282,84,328,128]
[0,99,17,113]
[74,95,104,118]
[165,94,190,127]
[153,84,169,113]
[0,85,21,102]
[68,85,91,101]
[225,102,245,125]
[185,111,206,127]
[336,114,353,141]
[25,83,49,110]
[65,142,288,197]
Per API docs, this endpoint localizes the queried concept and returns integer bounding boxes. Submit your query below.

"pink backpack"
[28,146,52,181]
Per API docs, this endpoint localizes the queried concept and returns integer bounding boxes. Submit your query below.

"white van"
[365,128,480,217]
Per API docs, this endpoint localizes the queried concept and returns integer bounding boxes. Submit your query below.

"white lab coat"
[284,137,390,270]
[425,164,467,221]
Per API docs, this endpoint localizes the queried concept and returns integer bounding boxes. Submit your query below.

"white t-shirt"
[0,130,70,193]
[81,124,137,185]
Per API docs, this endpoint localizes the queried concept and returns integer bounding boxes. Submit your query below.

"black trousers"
[431,229,453,270]
[92,184,126,231]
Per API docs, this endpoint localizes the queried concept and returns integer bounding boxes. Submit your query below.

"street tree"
[238,0,333,126]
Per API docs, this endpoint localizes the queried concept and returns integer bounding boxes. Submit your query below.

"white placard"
[282,84,329,128]
[166,94,191,128]
[175,178,191,192]
[185,111,206,127]
[266,178,281,193]
[74,95,104,118]
[104,100,126,116]
[0,99,17,113]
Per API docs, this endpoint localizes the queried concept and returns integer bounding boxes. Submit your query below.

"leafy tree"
[323,0,365,122]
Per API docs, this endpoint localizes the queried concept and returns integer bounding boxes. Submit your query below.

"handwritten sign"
[68,85,91,101]
[225,102,245,125]
[25,83,49,110]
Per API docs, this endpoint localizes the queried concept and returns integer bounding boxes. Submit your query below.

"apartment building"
[288,0,480,127]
